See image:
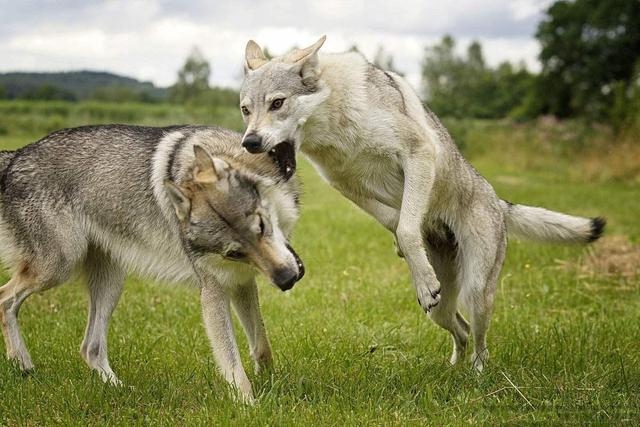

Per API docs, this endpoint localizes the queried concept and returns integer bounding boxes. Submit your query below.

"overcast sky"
[0,0,553,89]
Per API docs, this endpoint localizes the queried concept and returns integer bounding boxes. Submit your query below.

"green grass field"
[0,101,638,425]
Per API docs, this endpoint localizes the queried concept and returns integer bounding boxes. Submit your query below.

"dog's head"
[239,36,330,179]
[164,145,304,291]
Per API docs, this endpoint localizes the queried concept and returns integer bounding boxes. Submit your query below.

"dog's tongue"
[269,142,296,180]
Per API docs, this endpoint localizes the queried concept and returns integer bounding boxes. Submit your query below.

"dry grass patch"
[557,235,640,279]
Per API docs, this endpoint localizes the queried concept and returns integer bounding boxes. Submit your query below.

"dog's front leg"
[230,279,272,374]
[200,284,254,403]
[395,150,441,312]
[354,197,400,232]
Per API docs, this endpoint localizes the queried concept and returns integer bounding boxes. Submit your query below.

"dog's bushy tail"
[500,200,605,244]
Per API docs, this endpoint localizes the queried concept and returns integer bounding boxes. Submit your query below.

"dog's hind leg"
[457,212,507,372]
[0,271,38,371]
[80,247,125,385]
[424,233,469,366]
[0,261,68,371]
[230,278,272,373]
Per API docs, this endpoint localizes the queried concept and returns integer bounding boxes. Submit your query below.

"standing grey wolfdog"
[239,36,605,371]
[0,124,303,402]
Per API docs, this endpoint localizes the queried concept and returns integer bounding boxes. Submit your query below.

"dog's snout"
[242,133,263,153]
[272,267,298,292]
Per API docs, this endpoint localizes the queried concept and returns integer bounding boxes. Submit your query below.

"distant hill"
[0,71,168,101]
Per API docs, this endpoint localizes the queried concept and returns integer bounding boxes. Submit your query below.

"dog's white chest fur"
[302,126,405,209]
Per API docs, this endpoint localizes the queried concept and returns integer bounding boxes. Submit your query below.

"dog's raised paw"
[417,284,441,312]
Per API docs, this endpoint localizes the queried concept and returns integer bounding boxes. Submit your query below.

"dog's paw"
[233,388,255,405]
[242,393,256,406]
[7,350,34,373]
[98,369,123,387]
[109,376,123,387]
[471,348,489,373]
[416,281,441,312]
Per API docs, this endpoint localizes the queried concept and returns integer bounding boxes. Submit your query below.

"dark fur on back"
[365,64,407,114]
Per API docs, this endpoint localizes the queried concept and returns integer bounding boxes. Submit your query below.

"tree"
[170,47,211,103]
[421,36,535,119]
[467,41,485,71]
[421,35,464,117]
[20,84,76,101]
[494,62,538,119]
[536,0,640,118]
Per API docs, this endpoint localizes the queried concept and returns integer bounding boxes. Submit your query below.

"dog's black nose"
[272,267,298,292]
[242,133,263,153]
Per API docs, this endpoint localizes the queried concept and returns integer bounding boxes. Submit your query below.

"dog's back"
[0,126,181,280]
[0,151,15,174]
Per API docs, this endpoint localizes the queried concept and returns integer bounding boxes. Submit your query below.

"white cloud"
[0,0,548,89]
[509,0,554,20]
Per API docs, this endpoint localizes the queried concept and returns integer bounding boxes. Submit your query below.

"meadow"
[0,101,638,425]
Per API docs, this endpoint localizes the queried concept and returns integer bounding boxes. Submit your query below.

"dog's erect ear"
[164,180,191,222]
[193,145,230,184]
[245,40,268,71]
[283,35,326,86]
[283,35,326,64]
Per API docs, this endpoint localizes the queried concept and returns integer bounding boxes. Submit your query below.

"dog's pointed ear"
[245,40,268,71]
[283,35,326,64]
[164,180,191,222]
[283,35,326,86]
[193,145,230,184]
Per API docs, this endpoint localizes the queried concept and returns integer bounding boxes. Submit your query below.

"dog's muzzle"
[242,133,263,153]
[272,267,297,291]
[272,244,305,292]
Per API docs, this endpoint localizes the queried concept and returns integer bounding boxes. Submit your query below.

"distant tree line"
[421,36,534,119]
[421,0,640,127]
[0,71,166,103]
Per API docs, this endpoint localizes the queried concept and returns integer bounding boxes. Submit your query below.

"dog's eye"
[269,98,285,111]
[225,250,245,260]
[241,106,250,115]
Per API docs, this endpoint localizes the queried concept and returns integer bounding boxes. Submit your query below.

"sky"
[0,0,553,90]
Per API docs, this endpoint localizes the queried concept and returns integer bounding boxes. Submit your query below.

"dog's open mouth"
[286,243,305,281]
[268,141,296,180]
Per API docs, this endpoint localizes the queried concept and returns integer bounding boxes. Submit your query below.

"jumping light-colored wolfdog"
[0,125,304,402]
[238,36,604,372]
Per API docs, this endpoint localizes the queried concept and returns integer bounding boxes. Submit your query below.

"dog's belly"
[111,239,195,284]
[357,164,404,208]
